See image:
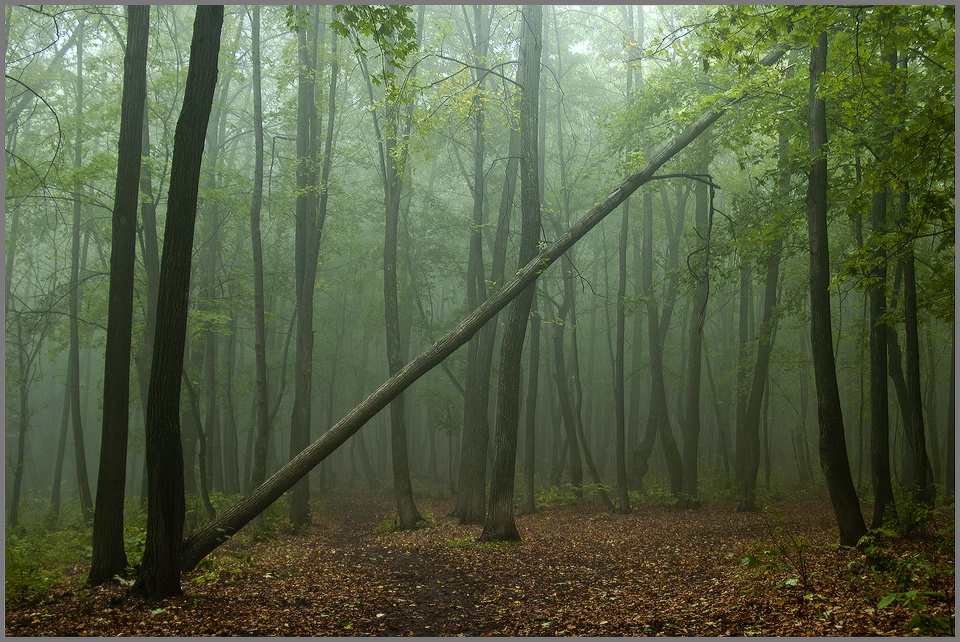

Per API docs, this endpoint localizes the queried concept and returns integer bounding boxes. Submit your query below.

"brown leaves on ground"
[5,491,955,636]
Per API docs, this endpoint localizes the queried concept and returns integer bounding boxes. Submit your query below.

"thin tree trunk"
[89,4,149,585]
[805,30,866,547]
[132,5,223,599]
[70,21,94,524]
[288,8,319,530]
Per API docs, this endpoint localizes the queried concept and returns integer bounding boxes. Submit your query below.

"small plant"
[376,518,398,534]
[756,507,811,589]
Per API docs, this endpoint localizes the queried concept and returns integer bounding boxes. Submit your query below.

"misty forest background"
[3,3,956,634]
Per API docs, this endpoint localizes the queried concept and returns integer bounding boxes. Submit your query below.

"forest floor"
[5,488,955,637]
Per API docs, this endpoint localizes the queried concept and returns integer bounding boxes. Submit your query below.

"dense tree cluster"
[5,5,954,598]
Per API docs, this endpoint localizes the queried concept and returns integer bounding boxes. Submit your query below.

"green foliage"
[332,5,418,86]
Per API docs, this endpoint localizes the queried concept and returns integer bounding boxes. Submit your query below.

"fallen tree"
[180,44,788,572]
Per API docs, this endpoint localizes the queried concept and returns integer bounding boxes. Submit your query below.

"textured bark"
[132,5,223,598]
[288,8,320,530]
[805,31,866,547]
[179,43,790,570]
[480,4,542,542]
[89,4,149,586]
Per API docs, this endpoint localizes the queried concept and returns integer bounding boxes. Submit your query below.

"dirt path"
[5,491,954,636]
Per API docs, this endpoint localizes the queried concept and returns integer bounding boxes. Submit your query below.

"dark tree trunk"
[805,30,866,547]
[89,4,149,585]
[947,329,955,497]
[738,122,790,510]
[183,372,217,521]
[288,8,320,530]
[902,245,932,503]
[132,5,223,599]
[479,4,541,541]
[179,43,790,570]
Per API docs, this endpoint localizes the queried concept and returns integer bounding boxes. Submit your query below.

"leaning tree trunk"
[805,30,866,547]
[89,4,149,585]
[132,5,223,599]
[178,43,790,571]
[480,4,541,541]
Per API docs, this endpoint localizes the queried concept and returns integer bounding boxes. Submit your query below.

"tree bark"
[288,8,320,530]
[902,243,932,503]
[179,43,790,570]
[132,5,223,599]
[479,5,542,541]
[805,30,866,547]
[89,4,149,585]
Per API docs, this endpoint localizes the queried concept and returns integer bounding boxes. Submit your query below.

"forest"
[4,3,956,637]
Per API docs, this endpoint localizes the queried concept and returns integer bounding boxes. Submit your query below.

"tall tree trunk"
[946,329,955,498]
[89,5,149,585]
[902,241,931,503]
[681,169,710,507]
[454,5,494,525]
[50,374,72,521]
[70,20,94,524]
[132,5,223,599]
[738,120,790,510]
[380,9,424,531]
[479,4,542,541]
[805,30,866,547]
[613,4,636,514]
[180,42,790,570]
[288,7,321,529]
[521,285,541,515]
[247,3,271,533]
[223,310,241,494]
[868,49,898,529]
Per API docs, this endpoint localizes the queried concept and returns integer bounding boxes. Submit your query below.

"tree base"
[478,521,522,543]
